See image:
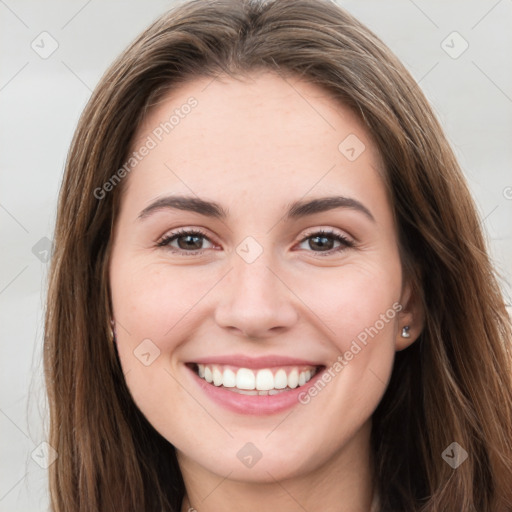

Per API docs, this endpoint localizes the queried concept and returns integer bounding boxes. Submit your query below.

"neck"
[179,419,375,512]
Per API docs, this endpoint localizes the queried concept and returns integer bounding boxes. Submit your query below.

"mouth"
[187,362,325,395]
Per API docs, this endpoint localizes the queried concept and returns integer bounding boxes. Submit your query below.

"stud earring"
[401,325,411,338]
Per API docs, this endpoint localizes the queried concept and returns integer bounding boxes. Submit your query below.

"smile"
[193,363,321,395]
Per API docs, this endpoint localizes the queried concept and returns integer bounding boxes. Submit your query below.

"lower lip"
[186,365,325,415]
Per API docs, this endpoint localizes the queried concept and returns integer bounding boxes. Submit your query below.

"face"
[109,72,419,484]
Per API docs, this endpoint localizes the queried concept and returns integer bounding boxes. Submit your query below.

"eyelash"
[156,228,355,256]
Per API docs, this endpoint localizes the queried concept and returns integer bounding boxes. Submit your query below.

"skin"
[109,71,423,512]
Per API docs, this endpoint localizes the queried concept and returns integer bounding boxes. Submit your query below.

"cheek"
[109,259,218,410]
[295,259,402,404]
[110,258,209,343]
[290,266,400,436]
[300,260,401,347]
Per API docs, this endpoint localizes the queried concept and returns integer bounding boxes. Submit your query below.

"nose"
[214,254,298,340]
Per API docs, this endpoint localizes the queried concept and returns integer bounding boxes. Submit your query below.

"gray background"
[1,0,511,510]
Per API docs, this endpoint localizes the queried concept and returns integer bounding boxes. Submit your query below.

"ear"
[395,278,424,351]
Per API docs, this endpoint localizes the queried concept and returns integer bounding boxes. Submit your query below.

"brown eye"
[157,228,213,254]
[298,230,354,254]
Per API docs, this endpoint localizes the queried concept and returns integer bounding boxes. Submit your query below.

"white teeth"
[274,369,288,389]
[222,368,236,388]
[255,369,274,390]
[288,369,299,389]
[236,368,256,390]
[195,363,319,392]
[212,367,223,386]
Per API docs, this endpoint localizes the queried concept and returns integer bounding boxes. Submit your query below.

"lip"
[185,361,326,415]
[189,354,323,369]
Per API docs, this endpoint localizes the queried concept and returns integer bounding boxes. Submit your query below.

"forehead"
[122,71,389,219]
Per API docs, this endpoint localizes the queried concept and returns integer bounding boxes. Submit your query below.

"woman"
[44,0,512,510]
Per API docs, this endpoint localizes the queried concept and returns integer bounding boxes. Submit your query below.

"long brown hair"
[44,0,512,510]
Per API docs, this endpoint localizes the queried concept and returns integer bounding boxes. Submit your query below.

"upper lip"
[188,354,324,369]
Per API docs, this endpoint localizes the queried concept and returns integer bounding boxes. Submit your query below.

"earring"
[401,325,411,338]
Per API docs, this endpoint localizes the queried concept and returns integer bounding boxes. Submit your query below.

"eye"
[157,228,215,255]
[297,229,354,255]
[156,227,354,256]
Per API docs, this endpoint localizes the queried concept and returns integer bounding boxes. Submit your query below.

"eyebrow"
[137,195,375,223]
